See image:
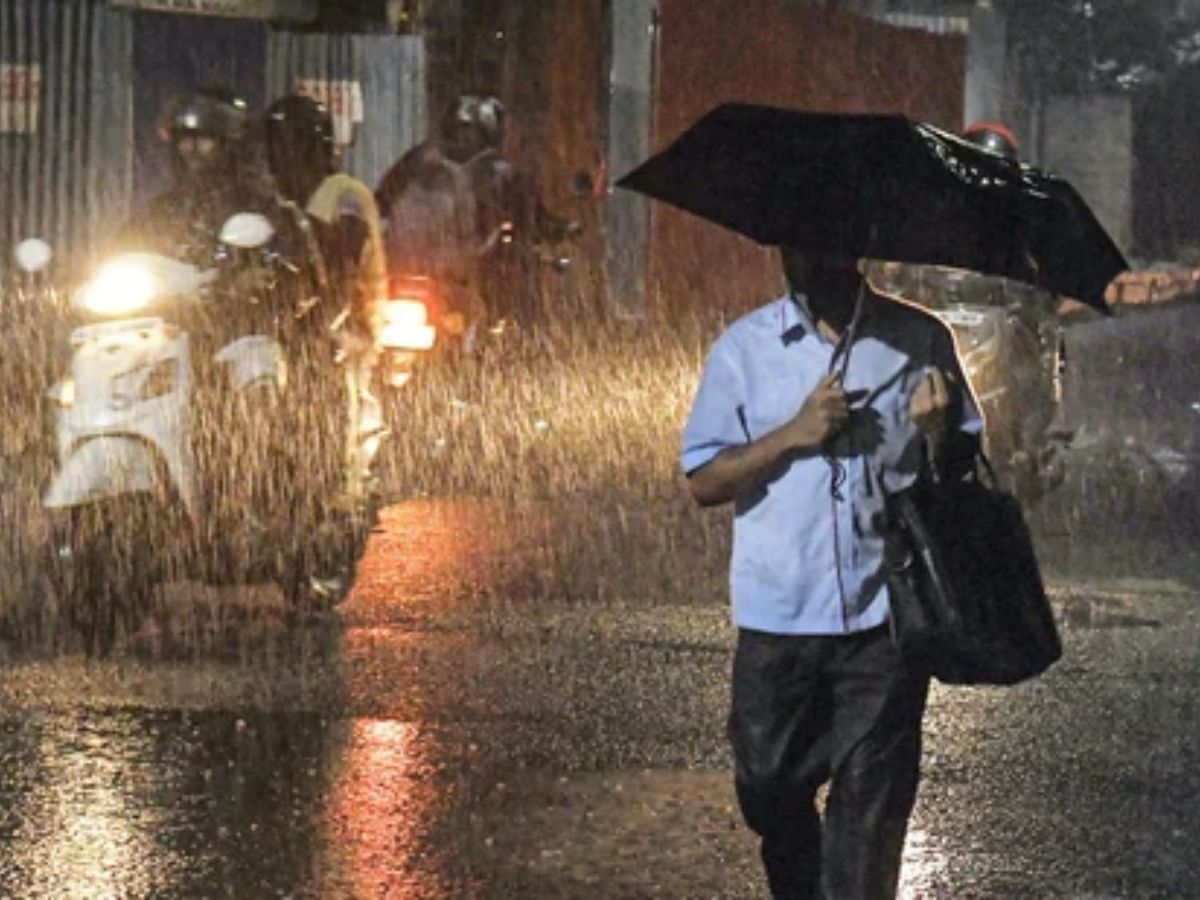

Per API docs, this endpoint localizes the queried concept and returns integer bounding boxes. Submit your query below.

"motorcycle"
[376,273,441,387]
[381,212,585,368]
[41,212,381,655]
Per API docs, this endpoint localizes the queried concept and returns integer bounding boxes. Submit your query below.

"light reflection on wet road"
[0,500,1198,898]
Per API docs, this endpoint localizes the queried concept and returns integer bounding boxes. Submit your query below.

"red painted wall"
[653,1,967,319]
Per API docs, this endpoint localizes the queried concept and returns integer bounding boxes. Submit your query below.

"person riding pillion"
[263,94,389,495]
[264,94,388,344]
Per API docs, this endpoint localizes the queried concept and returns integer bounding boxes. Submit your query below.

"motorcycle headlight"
[78,261,157,317]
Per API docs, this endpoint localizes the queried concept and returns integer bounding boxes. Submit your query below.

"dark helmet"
[264,94,336,203]
[160,87,249,145]
[444,93,505,150]
[962,121,1019,161]
[265,95,335,172]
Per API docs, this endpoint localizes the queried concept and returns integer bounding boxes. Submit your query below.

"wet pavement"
[0,501,1198,898]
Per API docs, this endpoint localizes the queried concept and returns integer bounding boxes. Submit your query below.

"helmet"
[161,87,249,144]
[264,94,336,194]
[444,94,505,150]
[266,96,336,171]
[962,121,1019,161]
[266,96,336,170]
[160,88,249,185]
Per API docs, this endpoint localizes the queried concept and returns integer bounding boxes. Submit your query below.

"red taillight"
[387,275,436,303]
[386,273,448,325]
[380,298,436,351]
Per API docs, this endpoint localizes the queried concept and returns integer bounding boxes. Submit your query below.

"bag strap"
[974,446,999,489]
[875,434,995,501]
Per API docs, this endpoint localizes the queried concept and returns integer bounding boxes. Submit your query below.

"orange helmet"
[963,121,1019,161]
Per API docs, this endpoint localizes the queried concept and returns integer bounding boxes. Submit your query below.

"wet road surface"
[1,501,1199,898]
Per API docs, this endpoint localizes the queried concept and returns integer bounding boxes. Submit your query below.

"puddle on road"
[1048,587,1167,631]
[437,767,954,899]
[0,709,337,899]
[343,498,550,627]
[1055,596,1162,630]
[2,502,1196,898]
[0,708,470,900]
[0,499,539,900]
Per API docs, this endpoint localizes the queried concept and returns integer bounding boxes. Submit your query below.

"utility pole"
[964,0,1007,127]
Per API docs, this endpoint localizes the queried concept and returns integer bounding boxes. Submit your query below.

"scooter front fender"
[44,435,174,511]
[215,335,286,392]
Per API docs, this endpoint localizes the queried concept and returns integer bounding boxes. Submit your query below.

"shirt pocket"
[742,383,807,440]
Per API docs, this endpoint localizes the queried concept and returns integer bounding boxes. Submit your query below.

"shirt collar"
[779,292,816,344]
[779,287,877,347]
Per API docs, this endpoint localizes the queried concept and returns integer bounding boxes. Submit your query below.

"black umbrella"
[617,103,1127,310]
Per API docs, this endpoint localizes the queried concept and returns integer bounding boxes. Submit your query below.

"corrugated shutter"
[0,0,133,274]
[266,32,425,191]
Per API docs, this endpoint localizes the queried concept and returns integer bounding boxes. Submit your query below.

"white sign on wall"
[0,64,41,134]
[295,78,365,148]
[111,0,317,20]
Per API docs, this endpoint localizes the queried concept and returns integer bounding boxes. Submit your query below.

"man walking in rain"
[682,247,982,899]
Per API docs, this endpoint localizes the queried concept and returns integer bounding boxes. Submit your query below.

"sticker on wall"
[0,64,41,134]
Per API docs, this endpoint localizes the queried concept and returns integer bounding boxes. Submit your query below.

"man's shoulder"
[724,297,786,337]
[708,298,785,358]
[700,300,777,362]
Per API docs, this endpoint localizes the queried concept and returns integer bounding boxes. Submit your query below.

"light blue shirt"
[681,293,983,635]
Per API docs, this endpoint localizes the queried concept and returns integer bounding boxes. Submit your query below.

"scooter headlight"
[78,261,157,317]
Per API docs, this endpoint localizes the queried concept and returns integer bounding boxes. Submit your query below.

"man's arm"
[911,323,985,480]
[688,372,851,507]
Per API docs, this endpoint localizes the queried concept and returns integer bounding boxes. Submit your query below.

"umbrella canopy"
[617,103,1127,310]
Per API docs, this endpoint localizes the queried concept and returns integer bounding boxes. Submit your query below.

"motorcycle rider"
[263,93,387,497]
[115,86,324,340]
[118,88,286,266]
[376,93,578,331]
[374,123,481,337]
[264,94,387,341]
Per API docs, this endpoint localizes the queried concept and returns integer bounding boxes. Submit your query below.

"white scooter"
[42,213,371,655]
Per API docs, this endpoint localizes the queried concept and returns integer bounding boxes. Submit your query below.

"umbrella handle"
[828,276,870,380]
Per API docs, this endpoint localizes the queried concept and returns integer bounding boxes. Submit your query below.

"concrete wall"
[1043,93,1134,257]
[606,0,656,318]
[964,1,1005,127]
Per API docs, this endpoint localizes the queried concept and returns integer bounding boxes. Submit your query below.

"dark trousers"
[729,625,930,900]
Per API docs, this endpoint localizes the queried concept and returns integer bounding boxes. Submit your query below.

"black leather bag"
[882,461,1062,686]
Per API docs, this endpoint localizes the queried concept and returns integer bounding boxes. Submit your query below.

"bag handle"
[876,434,995,501]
